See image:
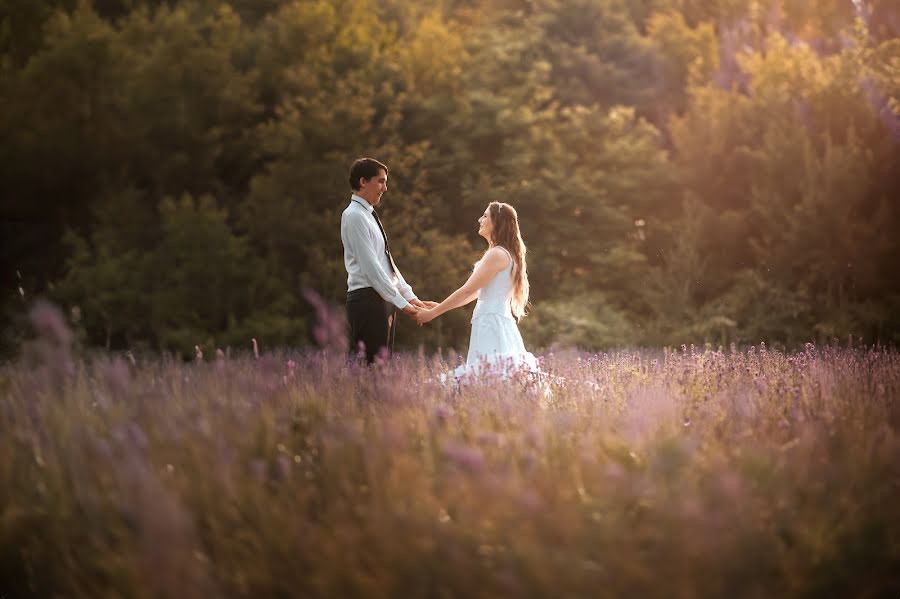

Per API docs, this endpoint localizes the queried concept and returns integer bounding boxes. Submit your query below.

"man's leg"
[347,289,390,364]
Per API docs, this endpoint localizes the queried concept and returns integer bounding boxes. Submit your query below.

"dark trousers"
[346,287,396,364]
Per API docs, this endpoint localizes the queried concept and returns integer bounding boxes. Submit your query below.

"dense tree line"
[2,0,898,356]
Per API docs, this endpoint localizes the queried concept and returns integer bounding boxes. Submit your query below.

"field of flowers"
[1,305,899,598]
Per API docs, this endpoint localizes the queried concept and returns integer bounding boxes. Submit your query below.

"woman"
[415,202,542,383]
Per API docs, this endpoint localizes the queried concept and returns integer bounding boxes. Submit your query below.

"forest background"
[2,0,898,357]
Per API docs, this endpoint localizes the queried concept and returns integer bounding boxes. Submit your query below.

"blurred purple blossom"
[250,459,266,482]
[100,356,131,397]
[276,455,292,481]
[26,300,75,380]
[303,288,348,355]
[1,340,896,595]
[30,300,73,346]
[433,404,453,425]
[443,442,484,474]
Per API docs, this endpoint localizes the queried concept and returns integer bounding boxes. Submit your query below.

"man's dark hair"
[349,158,388,191]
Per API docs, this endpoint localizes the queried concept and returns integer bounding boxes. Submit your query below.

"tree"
[665,29,900,343]
[58,193,303,355]
[646,10,718,117]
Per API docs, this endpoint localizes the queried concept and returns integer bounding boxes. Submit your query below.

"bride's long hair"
[487,201,529,320]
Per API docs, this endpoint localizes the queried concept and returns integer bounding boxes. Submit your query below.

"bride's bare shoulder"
[481,246,511,269]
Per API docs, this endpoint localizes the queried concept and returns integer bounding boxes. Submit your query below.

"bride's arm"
[421,249,507,321]
[460,291,479,306]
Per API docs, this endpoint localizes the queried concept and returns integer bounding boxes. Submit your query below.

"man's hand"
[402,304,419,318]
[410,298,440,309]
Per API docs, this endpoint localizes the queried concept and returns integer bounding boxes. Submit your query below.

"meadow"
[1,305,899,598]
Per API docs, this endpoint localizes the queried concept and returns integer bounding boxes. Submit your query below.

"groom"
[341,158,432,363]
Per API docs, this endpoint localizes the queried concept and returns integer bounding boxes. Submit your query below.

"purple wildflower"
[303,288,348,355]
[443,442,484,474]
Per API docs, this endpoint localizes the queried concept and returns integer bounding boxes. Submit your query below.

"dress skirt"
[450,313,542,383]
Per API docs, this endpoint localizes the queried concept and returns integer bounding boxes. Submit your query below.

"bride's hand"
[415,308,436,325]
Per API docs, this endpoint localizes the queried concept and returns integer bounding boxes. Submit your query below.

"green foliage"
[663,27,900,346]
[646,10,718,115]
[58,192,302,355]
[520,291,636,349]
[2,0,898,355]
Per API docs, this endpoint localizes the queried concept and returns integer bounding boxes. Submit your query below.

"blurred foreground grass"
[2,327,899,597]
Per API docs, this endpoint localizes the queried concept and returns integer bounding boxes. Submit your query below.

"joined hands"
[414,308,437,326]
[403,299,439,322]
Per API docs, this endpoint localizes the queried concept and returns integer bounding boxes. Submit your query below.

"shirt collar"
[350,193,374,213]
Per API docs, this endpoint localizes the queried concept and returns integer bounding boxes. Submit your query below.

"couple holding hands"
[341,158,541,382]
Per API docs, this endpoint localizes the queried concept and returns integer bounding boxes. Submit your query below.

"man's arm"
[342,212,410,310]
[394,263,437,310]
[393,263,419,305]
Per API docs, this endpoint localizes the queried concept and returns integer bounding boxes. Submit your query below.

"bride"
[414,202,543,383]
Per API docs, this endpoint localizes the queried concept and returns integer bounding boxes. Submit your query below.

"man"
[341,158,433,363]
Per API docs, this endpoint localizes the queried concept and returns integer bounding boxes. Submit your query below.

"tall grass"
[1,306,899,597]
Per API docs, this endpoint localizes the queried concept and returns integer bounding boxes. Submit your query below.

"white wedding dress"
[448,247,544,385]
